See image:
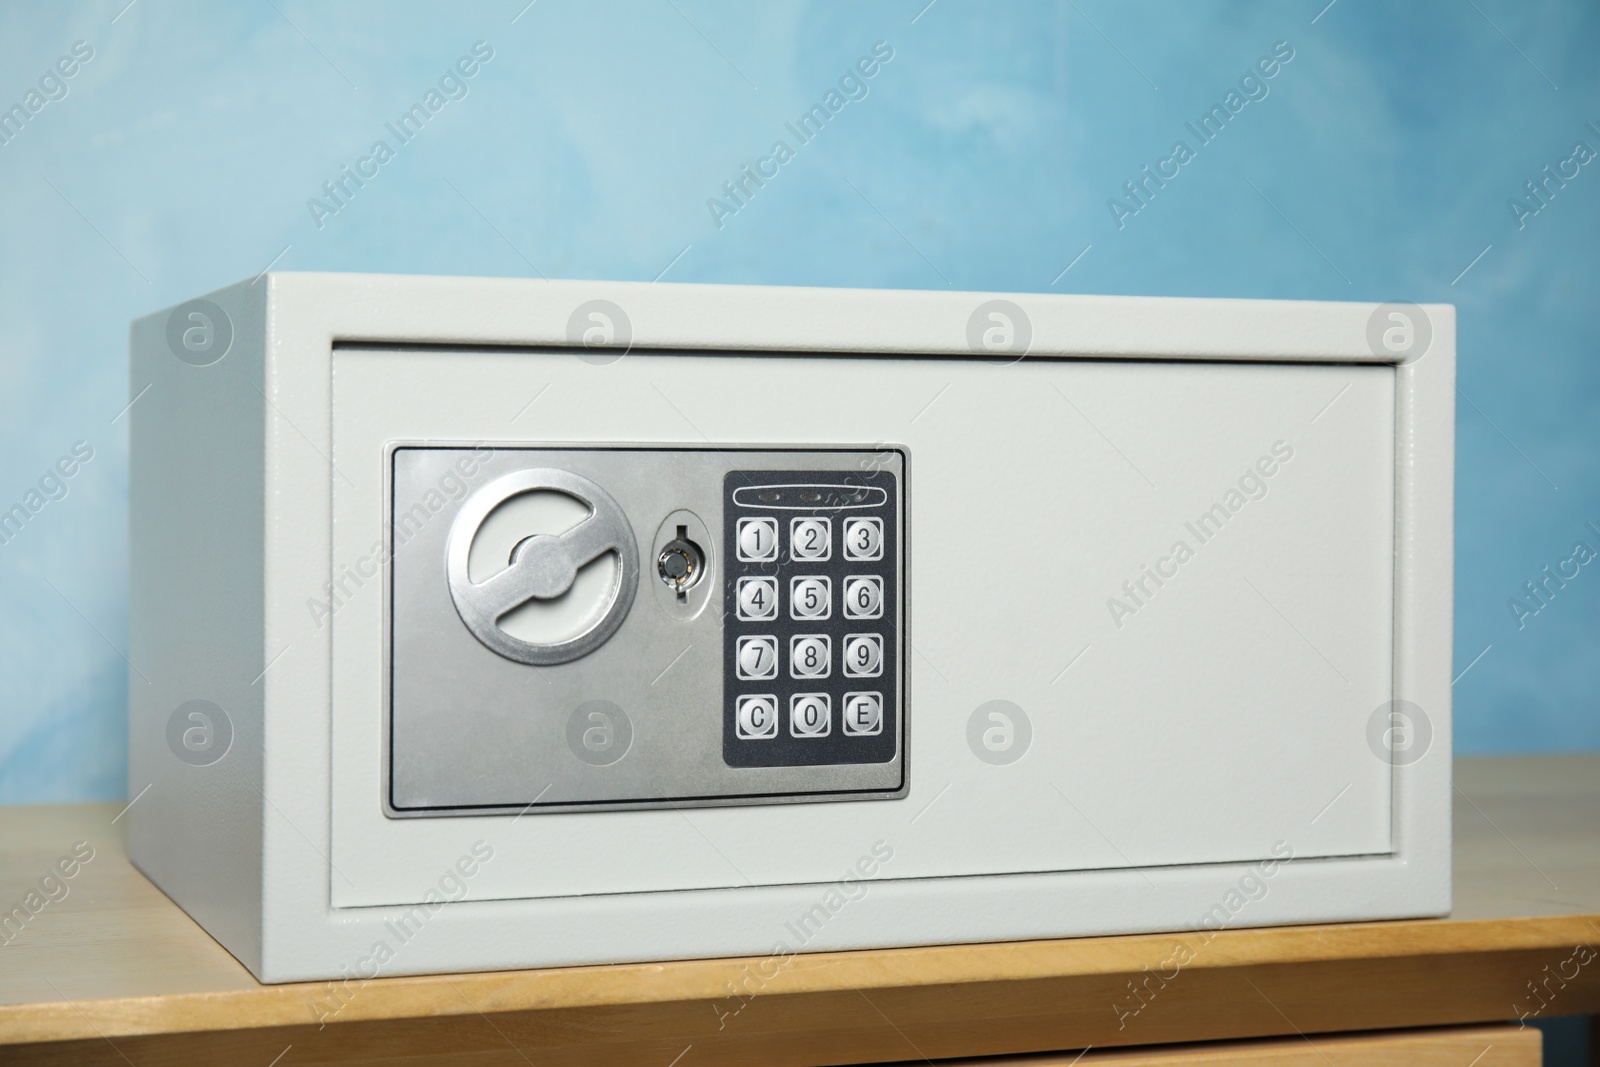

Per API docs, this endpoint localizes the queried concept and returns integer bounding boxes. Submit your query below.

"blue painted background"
[1,1,1596,804]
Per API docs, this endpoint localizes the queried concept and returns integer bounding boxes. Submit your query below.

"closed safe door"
[331,349,1394,907]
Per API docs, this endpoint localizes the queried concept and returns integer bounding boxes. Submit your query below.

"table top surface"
[1,753,1596,1049]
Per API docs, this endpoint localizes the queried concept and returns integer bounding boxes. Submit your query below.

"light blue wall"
[1,1,1596,804]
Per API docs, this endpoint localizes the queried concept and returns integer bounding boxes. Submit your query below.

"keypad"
[723,468,900,767]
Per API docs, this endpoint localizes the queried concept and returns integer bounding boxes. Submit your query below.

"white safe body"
[129,274,1454,983]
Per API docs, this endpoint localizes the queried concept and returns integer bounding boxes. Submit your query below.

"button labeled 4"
[736,576,778,621]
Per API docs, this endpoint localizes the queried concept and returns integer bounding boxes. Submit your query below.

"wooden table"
[1,755,1595,1066]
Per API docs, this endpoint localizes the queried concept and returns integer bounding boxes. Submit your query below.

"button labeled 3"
[843,517,883,561]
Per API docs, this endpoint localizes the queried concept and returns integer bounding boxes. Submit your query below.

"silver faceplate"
[386,445,907,817]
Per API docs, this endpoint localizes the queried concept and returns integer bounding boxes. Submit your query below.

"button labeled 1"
[737,517,778,562]
[843,633,883,677]
[843,692,882,736]
[790,517,831,561]
[843,575,882,619]
[736,695,778,739]
[790,693,831,737]
[736,635,778,679]
[843,517,883,561]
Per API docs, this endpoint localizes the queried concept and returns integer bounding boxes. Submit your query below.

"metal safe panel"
[387,446,907,815]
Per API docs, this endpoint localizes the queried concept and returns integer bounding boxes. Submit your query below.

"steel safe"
[129,275,1454,982]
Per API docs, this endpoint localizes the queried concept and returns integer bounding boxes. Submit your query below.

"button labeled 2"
[790,517,831,561]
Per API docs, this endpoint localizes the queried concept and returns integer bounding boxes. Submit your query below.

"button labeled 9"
[843,633,883,678]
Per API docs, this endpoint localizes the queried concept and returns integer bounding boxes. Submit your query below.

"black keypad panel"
[723,468,901,767]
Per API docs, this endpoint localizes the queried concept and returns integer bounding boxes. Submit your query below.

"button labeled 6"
[843,575,883,619]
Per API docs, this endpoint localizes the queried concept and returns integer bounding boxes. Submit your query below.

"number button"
[737,517,779,562]
[789,576,831,620]
[843,633,883,678]
[789,693,832,737]
[843,575,883,620]
[843,517,883,561]
[736,635,778,680]
[843,692,882,736]
[736,695,778,739]
[789,635,831,679]
[790,517,831,562]
[736,576,778,621]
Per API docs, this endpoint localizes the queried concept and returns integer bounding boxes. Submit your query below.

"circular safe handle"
[446,468,640,666]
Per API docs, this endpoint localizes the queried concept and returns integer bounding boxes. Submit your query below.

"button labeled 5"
[736,517,778,562]
[790,576,831,620]
[790,517,831,561]
[736,635,778,679]
[736,695,778,739]
[736,576,778,621]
